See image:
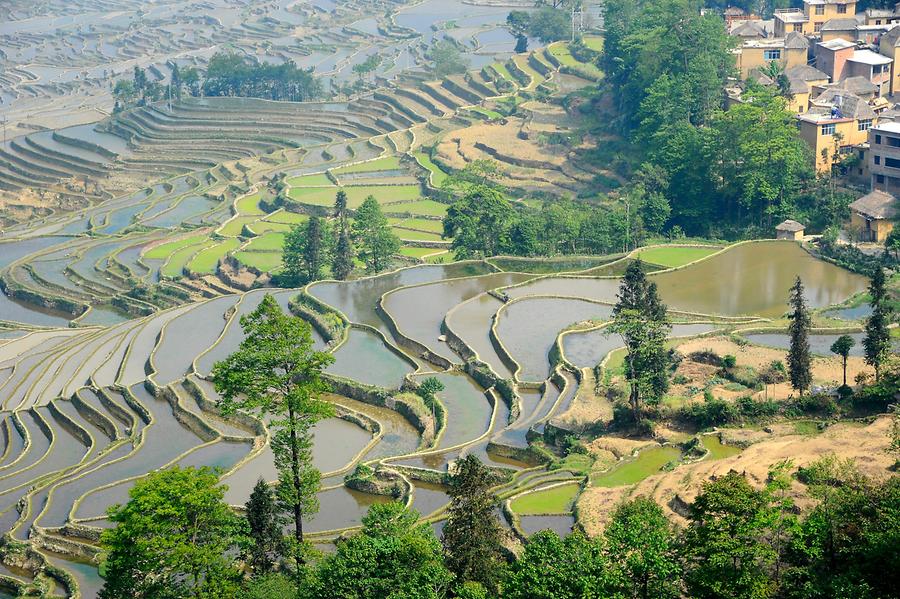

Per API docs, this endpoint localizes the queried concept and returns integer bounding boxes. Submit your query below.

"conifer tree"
[334,189,348,219]
[442,455,505,594]
[245,478,284,574]
[863,267,892,381]
[331,221,354,281]
[787,276,812,396]
[303,215,325,282]
[353,196,400,273]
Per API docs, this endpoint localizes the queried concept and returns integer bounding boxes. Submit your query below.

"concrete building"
[734,32,809,79]
[774,0,858,37]
[866,121,900,193]
[797,91,876,172]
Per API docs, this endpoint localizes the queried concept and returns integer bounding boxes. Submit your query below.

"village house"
[776,219,807,239]
[848,189,899,241]
[797,91,876,172]
[774,0,858,37]
[734,32,809,79]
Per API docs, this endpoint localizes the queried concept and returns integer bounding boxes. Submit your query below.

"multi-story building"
[866,121,900,193]
[796,92,876,172]
[734,32,809,79]
[774,0,857,37]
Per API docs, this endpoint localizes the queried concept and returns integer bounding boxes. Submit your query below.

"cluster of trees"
[98,451,899,598]
[440,161,664,260]
[429,39,470,79]
[113,64,200,112]
[202,52,322,101]
[281,191,401,285]
[599,0,843,238]
[507,6,572,44]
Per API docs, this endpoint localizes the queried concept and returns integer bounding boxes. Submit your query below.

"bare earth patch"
[578,416,894,535]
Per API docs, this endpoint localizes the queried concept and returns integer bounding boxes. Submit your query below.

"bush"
[722,355,737,369]
[689,350,722,367]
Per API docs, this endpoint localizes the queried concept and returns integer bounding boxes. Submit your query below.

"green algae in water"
[592,446,682,487]
[701,435,742,460]
[510,482,580,515]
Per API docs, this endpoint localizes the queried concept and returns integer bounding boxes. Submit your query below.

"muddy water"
[411,481,449,517]
[445,293,512,378]
[328,328,413,389]
[330,395,420,461]
[650,242,867,317]
[307,486,393,533]
[496,298,613,382]
[504,276,620,302]
[519,514,575,537]
[309,262,493,331]
[120,304,194,385]
[152,295,238,385]
[563,323,720,369]
[429,371,493,450]
[383,272,533,362]
[744,331,900,357]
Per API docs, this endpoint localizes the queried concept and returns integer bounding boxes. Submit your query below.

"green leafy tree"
[442,185,515,259]
[528,7,572,42]
[442,455,505,594]
[829,334,855,389]
[302,216,326,282]
[99,466,244,599]
[609,260,671,420]
[352,196,400,273]
[506,10,531,36]
[334,189,348,220]
[504,531,608,599]
[309,502,452,598]
[243,573,298,599]
[212,295,334,568]
[604,497,681,598]
[416,376,444,423]
[863,267,893,381]
[245,478,284,574]
[787,277,812,396]
[430,38,469,78]
[683,471,776,599]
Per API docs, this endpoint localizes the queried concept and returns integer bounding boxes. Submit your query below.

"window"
[837,4,847,13]
[794,24,803,31]
[821,123,836,135]
[815,22,824,32]
[763,49,782,60]
[875,155,882,164]
[885,156,900,168]
[877,174,885,183]
[877,19,883,24]
[815,5,824,14]
[876,134,882,144]
[888,137,900,147]
[859,119,873,131]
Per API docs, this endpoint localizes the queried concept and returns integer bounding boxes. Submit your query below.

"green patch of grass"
[388,217,445,234]
[235,192,264,216]
[393,228,443,241]
[244,232,285,252]
[591,446,681,487]
[467,106,503,120]
[332,156,403,174]
[510,483,579,515]
[219,216,260,237]
[513,55,543,91]
[412,151,449,187]
[552,453,594,475]
[286,173,333,187]
[234,250,282,272]
[582,35,603,52]
[265,210,308,225]
[249,220,292,234]
[491,62,515,82]
[399,246,442,259]
[793,420,822,436]
[187,238,242,274]
[288,185,422,208]
[143,235,206,260]
[425,251,451,263]
[162,242,210,278]
[383,199,448,218]
[635,246,720,268]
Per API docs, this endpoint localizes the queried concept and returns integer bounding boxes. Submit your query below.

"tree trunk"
[288,405,305,569]
[842,356,847,387]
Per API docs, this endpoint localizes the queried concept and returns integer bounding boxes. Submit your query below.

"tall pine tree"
[442,455,505,594]
[332,220,354,281]
[787,277,812,396]
[610,260,671,420]
[334,189,348,219]
[863,267,892,381]
[245,478,284,574]
[303,216,325,282]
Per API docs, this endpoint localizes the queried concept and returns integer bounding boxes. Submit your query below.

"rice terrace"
[0,0,898,597]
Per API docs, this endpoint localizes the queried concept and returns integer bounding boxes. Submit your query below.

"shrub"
[722,354,737,369]
[689,350,722,367]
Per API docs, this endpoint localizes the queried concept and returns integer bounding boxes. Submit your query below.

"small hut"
[775,220,805,240]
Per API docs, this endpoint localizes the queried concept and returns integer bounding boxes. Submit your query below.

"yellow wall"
[737,46,807,79]
[850,211,894,242]
[821,29,856,42]
[806,1,857,34]
[799,118,870,172]
[880,41,900,95]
